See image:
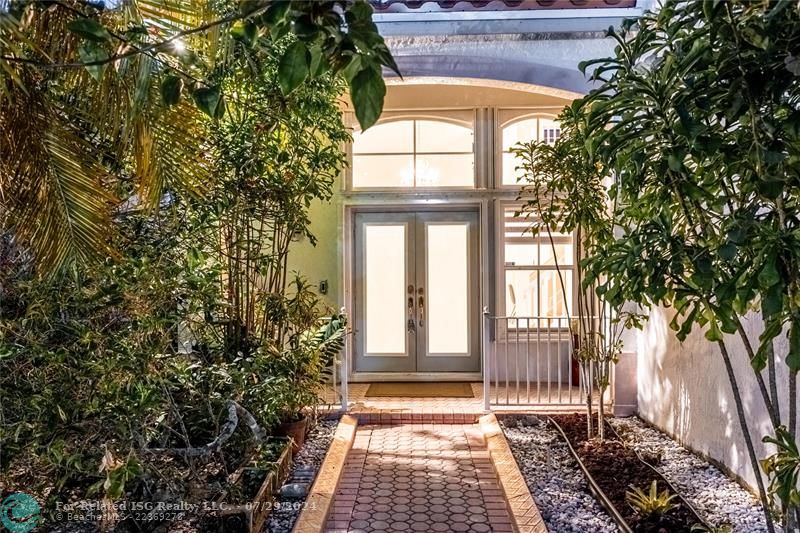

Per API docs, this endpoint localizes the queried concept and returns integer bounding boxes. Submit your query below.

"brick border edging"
[478,414,549,533]
[292,415,358,533]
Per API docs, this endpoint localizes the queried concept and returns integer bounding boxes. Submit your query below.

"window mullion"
[412,119,417,188]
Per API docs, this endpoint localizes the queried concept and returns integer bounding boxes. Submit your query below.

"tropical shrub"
[181,34,349,362]
[0,208,195,497]
[565,0,800,529]
[0,4,354,519]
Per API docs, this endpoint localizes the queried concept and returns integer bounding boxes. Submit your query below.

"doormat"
[365,382,474,398]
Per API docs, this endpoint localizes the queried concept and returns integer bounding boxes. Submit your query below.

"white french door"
[353,210,480,374]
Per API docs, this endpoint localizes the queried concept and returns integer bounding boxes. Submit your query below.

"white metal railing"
[320,312,348,412]
[483,310,608,409]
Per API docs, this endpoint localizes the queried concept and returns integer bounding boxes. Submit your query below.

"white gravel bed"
[502,415,620,533]
[608,416,771,533]
[265,417,338,533]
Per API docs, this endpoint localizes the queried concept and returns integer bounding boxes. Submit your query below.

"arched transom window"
[352,118,475,188]
[501,116,561,186]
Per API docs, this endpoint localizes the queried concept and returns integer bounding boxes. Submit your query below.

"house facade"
[284,0,795,490]
[287,0,643,408]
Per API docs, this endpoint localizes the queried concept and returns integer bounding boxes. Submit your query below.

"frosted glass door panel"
[415,211,480,373]
[365,224,407,354]
[354,213,415,373]
[426,224,469,354]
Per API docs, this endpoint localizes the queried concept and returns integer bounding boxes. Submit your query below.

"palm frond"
[1,93,115,271]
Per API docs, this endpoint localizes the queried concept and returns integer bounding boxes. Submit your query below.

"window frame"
[498,202,577,329]
[495,110,562,189]
[348,111,477,191]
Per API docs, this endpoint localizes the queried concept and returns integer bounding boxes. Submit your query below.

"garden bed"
[204,436,293,532]
[609,417,771,532]
[550,414,707,533]
[501,415,619,533]
[266,418,338,533]
[503,414,763,533]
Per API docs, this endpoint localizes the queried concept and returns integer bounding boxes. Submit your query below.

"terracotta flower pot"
[277,416,308,456]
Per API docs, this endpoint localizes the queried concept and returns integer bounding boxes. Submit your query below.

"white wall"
[637,306,798,489]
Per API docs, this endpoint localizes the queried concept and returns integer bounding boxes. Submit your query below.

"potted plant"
[273,314,347,455]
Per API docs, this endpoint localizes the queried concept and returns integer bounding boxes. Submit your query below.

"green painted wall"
[285,173,343,310]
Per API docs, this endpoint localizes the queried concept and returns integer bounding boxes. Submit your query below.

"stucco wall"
[637,306,797,489]
[285,174,343,310]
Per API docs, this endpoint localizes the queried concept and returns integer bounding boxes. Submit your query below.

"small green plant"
[625,480,679,518]
[761,426,800,527]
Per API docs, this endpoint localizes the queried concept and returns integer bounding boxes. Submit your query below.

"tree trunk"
[736,319,780,428]
[584,363,594,438]
[597,386,605,441]
[717,339,776,533]
[790,370,797,440]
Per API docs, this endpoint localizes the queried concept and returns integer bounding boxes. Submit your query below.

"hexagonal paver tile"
[324,423,519,533]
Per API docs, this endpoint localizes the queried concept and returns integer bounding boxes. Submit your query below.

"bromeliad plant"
[626,480,679,519]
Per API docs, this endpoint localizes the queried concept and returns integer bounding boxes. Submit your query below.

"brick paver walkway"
[325,424,514,533]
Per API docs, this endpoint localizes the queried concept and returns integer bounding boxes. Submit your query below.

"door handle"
[417,287,424,327]
[408,295,415,332]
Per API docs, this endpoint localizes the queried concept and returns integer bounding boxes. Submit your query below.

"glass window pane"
[505,269,572,318]
[416,120,473,153]
[505,270,538,317]
[502,118,539,151]
[504,243,537,266]
[539,118,561,145]
[427,224,469,354]
[539,243,573,266]
[353,155,414,188]
[415,154,474,187]
[502,152,525,185]
[352,120,413,154]
[539,270,572,318]
[365,224,407,354]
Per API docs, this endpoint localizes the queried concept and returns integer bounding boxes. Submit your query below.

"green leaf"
[667,153,683,172]
[350,65,385,130]
[718,242,737,261]
[755,318,782,371]
[758,256,781,288]
[762,282,784,316]
[741,26,770,50]
[705,319,723,342]
[192,86,224,119]
[78,42,108,81]
[308,44,325,78]
[160,75,183,107]
[231,20,257,45]
[788,321,800,371]
[68,18,112,42]
[278,41,310,95]
[261,0,290,25]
